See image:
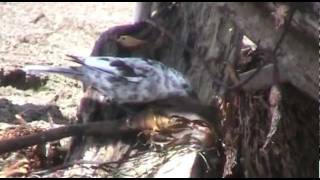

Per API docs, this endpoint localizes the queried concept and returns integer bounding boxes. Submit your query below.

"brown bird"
[124,96,222,141]
[126,95,223,151]
[116,35,148,50]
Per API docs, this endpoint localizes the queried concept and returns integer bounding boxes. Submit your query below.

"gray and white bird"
[23,55,195,104]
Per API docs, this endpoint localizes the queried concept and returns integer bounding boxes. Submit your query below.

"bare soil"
[0,2,135,122]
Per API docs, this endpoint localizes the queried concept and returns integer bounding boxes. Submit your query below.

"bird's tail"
[22,65,83,80]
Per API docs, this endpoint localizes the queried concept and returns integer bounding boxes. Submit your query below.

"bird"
[23,55,195,105]
[116,35,148,50]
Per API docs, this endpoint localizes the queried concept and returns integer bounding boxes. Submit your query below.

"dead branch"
[239,64,288,91]
[216,2,317,100]
[0,95,221,155]
[0,120,133,155]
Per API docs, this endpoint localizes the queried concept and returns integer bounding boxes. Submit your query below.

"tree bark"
[149,2,318,178]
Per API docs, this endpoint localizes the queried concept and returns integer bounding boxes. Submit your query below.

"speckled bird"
[23,55,195,104]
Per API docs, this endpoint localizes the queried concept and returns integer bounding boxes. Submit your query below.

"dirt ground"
[0,2,135,122]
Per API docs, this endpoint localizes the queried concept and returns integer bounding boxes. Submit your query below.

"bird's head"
[167,69,198,99]
[182,82,198,99]
[116,35,147,48]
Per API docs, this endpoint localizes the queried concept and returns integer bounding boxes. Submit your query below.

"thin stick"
[0,121,134,155]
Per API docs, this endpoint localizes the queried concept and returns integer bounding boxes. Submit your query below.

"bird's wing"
[67,55,153,83]
[22,65,83,80]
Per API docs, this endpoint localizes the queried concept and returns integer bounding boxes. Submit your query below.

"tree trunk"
[63,2,318,178]
[148,2,318,178]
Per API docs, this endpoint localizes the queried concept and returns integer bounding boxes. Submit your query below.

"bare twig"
[227,61,264,90]
[0,121,134,155]
[30,13,45,24]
